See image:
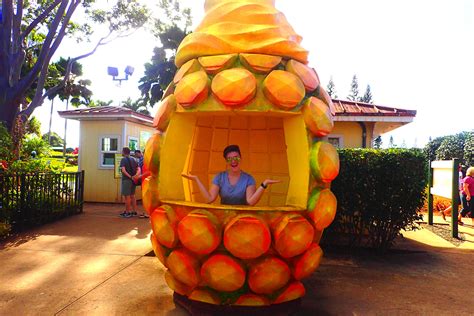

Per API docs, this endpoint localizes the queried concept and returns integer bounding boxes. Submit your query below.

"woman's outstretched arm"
[246,179,281,206]
[182,174,219,203]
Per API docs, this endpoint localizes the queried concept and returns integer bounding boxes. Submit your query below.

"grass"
[41,157,78,173]
[63,165,78,172]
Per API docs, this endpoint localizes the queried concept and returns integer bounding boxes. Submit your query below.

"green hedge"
[324,148,428,251]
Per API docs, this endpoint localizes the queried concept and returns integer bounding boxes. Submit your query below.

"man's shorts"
[121,179,136,196]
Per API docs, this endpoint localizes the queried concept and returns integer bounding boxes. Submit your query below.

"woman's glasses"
[226,156,241,163]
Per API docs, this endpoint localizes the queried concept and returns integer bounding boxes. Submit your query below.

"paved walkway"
[1,205,474,315]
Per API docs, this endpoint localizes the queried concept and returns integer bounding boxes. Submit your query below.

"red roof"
[332,99,416,117]
[58,106,153,125]
[59,101,416,123]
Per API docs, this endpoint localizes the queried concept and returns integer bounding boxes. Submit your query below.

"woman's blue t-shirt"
[212,171,256,205]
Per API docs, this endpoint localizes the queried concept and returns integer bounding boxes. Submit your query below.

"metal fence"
[0,171,85,232]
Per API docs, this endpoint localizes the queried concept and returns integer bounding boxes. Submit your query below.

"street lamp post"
[107,65,135,85]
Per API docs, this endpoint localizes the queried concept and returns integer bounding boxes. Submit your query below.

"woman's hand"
[181,173,218,203]
[263,179,281,186]
[247,179,282,206]
[181,173,198,181]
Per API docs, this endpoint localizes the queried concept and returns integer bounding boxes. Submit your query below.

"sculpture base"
[173,292,301,316]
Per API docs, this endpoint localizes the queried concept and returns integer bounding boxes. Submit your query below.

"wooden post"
[451,159,459,238]
[80,170,85,213]
[428,160,434,225]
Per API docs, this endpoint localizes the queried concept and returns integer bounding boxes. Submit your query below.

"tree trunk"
[63,98,69,157]
[48,98,55,145]
[0,87,20,132]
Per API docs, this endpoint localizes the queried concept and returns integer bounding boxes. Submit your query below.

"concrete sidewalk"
[0,203,183,315]
[402,214,474,250]
[1,204,474,315]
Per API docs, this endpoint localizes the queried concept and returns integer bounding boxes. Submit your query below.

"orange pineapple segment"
[174,70,210,108]
[263,70,305,110]
[211,68,257,106]
[308,188,337,230]
[166,248,201,288]
[223,214,271,259]
[198,53,238,74]
[235,293,271,306]
[248,256,290,294]
[164,270,194,296]
[188,288,221,305]
[286,59,320,92]
[291,243,323,280]
[273,281,306,304]
[173,59,202,84]
[153,95,177,132]
[272,214,314,258]
[310,142,340,183]
[177,209,221,255]
[240,53,282,74]
[200,254,246,292]
[302,96,334,137]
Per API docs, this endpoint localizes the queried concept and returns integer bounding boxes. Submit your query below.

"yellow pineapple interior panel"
[159,113,309,209]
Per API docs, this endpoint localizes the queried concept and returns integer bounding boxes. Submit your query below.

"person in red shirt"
[458,167,474,225]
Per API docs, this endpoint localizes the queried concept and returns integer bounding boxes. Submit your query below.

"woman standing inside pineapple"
[182,145,279,206]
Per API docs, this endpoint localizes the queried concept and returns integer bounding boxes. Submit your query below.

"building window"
[327,135,344,148]
[100,136,119,168]
[128,136,139,151]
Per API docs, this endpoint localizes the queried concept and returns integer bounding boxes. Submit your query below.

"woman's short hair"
[467,167,474,177]
[223,145,241,158]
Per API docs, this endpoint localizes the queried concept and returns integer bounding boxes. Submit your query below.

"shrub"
[423,136,445,162]
[8,159,63,173]
[464,131,474,167]
[0,123,14,162]
[424,131,473,166]
[325,148,428,251]
[21,135,51,159]
[435,132,468,164]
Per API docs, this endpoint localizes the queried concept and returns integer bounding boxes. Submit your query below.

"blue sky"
[34,0,474,148]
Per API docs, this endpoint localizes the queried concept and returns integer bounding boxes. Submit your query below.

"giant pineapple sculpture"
[143,0,339,306]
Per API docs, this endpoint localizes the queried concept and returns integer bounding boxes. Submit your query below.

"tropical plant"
[359,84,373,103]
[26,117,42,137]
[347,74,359,101]
[326,76,338,98]
[464,131,474,167]
[423,136,445,162]
[122,97,151,116]
[373,136,382,149]
[138,0,192,107]
[90,99,113,107]
[0,0,151,132]
[21,135,52,159]
[42,132,64,147]
[388,135,395,148]
[0,123,15,162]
[435,132,468,165]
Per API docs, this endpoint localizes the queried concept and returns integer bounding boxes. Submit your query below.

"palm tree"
[53,58,93,156]
[122,97,151,116]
